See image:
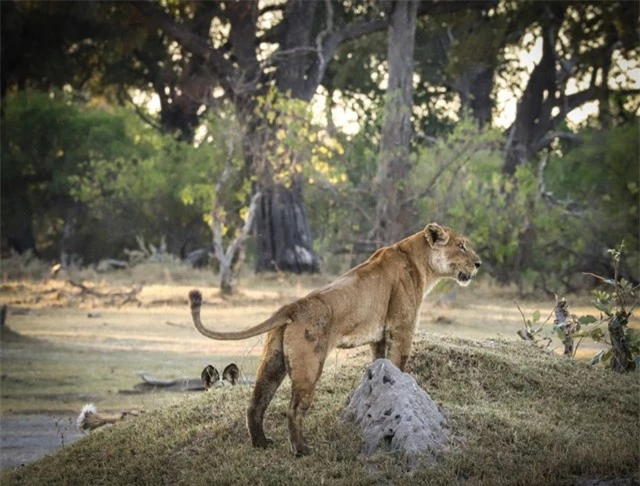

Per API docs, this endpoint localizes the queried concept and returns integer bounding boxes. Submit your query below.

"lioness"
[189,223,480,456]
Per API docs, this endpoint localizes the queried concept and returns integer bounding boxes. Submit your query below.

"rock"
[342,359,449,464]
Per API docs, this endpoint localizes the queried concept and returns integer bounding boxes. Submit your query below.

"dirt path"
[0,414,84,470]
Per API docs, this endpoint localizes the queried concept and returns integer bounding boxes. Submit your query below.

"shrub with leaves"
[516,243,639,372]
[579,243,639,372]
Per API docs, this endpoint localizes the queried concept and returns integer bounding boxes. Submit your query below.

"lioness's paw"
[292,443,314,457]
[252,436,273,449]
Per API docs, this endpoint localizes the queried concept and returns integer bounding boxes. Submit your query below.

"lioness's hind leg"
[248,330,286,449]
[284,335,327,456]
[287,381,317,457]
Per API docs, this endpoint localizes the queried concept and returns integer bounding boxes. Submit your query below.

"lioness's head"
[424,223,481,287]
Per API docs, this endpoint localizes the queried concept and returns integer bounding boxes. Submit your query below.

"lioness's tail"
[189,290,292,341]
[76,404,138,432]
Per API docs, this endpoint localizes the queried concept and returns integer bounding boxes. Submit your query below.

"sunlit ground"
[0,272,638,470]
[1,274,636,414]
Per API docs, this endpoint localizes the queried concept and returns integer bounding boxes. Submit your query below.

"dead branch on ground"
[66,280,143,307]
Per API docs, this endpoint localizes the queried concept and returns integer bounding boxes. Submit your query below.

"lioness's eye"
[458,243,466,252]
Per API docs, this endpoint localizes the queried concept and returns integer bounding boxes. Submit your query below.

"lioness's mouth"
[458,272,472,283]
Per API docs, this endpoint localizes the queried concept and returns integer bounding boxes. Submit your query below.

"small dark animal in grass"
[76,404,140,432]
[201,363,240,390]
[189,223,481,456]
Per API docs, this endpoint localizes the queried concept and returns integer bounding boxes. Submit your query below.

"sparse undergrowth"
[2,336,638,486]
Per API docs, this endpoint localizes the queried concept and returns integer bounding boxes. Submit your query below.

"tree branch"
[313,0,334,90]
[312,176,372,226]
[117,88,163,132]
[416,0,497,17]
[303,16,387,99]
[537,153,586,217]
[130,1,234,90]
[403,139,475,205]
[225,191,261,263]
[533,131,582,153]
[547,86,600,129]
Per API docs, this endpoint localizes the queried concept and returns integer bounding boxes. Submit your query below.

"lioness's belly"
[335,323,384,349]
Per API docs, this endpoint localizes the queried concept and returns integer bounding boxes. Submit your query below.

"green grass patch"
[2,335,638,485]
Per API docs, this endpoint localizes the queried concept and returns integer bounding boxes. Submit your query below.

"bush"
[1,90,212,262]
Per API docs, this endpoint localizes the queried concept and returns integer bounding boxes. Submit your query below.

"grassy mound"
[2,336,638,486]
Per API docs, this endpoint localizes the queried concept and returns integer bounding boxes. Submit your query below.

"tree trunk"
[254,182,317,273]
[452,62,495,129]
[503,4,566,175]
[235,101,319,275]
[219,253,240,295]
[212,171,261,295]
[553,298,579,357]
[373,0,418,246]
[59,201,80,268]
[609,312,635,373]
[1,191,39,257]
[247,0,319,274]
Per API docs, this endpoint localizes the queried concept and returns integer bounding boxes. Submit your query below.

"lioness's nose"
[475,261,482,269]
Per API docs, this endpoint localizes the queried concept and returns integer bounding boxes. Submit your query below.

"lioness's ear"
[424,223,449,247]
[201,364,220,390]
[223,363,240,385]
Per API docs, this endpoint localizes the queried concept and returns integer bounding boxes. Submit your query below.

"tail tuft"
[188,289,203,308]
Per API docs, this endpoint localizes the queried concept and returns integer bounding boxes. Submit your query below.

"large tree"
[372,0,419,245]
[130,0,495,271]
[128,1,381,273]
[502,1,639,175]
[1,0,498,266]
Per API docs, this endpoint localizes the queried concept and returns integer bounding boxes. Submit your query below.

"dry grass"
[1,269,636,415]
[1,261,639,484]
[1,336,638,486]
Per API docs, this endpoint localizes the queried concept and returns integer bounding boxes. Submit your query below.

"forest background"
[2,0,638,295]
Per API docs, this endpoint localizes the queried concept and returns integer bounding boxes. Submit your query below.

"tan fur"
[189,223,481,456]
[76,403,140,432]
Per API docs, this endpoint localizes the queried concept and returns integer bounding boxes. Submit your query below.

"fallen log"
[129,373,206,393]
[119,366,251,394]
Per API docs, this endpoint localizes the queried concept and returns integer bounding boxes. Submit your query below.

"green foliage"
[546,122,640,281]
[516,243,639,372]
[408,120,578,291]
[2,90,128,190]
[69,116,216,221]
[306,110,638,289]
[1,90,213,261]
[402,116,638,293]
[578,243,639,371]
[252,88,345,190]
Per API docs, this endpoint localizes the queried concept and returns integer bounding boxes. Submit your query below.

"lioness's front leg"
[370,340,386,361]
[385,288,420,371]
[386,327,415,371]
